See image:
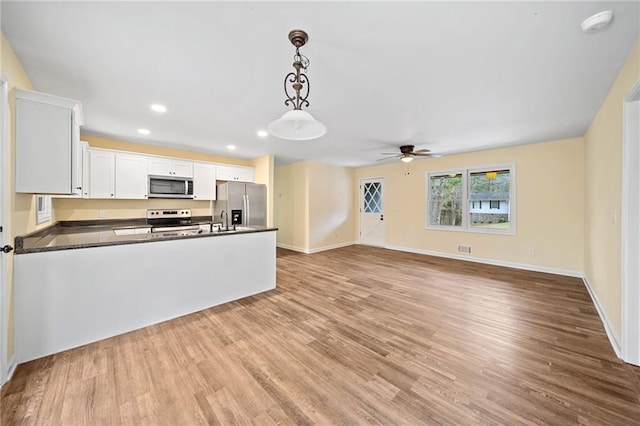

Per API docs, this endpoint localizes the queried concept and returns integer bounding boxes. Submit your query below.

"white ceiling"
[2,1,639,167]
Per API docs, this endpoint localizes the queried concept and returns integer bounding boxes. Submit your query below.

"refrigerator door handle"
[243,194,247,227]
[245,194,251,227]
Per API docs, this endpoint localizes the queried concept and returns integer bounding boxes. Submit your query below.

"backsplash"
[53,198,212,221]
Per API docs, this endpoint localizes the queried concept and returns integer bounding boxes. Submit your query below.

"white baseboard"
[308,241,355,254]
[2,355,17,387]
[277,241,355,254]
[384,244,583,278]
[582,275,621,358]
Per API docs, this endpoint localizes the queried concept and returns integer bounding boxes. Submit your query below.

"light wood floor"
[2,246,640,425]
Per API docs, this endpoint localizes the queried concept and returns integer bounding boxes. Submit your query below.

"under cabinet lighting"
[257,130,268,138]
[226,145,236,150]
[137,128,151,135]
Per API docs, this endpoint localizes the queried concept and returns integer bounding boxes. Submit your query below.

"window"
[363,182,382,213]
[426,165,515,234]
[35,194,51,224]
[427,173,463,227]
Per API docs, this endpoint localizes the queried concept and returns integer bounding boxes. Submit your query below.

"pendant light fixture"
[268,30,327,141]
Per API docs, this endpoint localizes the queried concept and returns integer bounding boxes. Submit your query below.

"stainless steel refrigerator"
[214,182,267,227]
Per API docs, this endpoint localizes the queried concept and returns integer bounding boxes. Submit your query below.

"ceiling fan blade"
[414,153,443,157]
[380,152,401,155]
[413,149,431,153]
[377,156,399,161]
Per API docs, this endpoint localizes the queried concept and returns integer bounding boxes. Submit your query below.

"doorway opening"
[621,78,640,366]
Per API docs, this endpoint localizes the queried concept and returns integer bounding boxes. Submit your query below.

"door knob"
[1,245,14,253]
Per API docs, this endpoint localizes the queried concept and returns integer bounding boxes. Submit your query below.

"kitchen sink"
[216,226,254,233]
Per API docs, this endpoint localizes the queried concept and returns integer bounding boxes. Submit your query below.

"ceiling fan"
[379,145,442,163]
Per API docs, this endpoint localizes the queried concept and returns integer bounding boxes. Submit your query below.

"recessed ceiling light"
[581,10,613,33]
[137,128,151,135]
[226,144,236,150]
[257,130,268,138]
[150,104,167,113]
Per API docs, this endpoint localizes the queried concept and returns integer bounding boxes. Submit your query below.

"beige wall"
[84,135,252,166]
[252,155,275,227]
[54,135,269,221]
[584,37,640,338]
[274,161,309,249]
[354,137,585,274]
[274,160,355,252]
[2,32,38,361]
[307,162,355,250]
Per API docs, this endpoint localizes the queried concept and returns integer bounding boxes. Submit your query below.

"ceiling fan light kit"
[268,29,327,141]
[379,144,442,162]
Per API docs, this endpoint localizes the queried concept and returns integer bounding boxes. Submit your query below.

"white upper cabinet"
[216,165,255,183]
[115,153,148,199]
[15,89,84,194]
[193,162,216,200]
[148,157,193,178]
[88,150,115,199]
[52,141,89,199]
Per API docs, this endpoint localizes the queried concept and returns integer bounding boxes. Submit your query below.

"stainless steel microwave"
[148,175,194,199]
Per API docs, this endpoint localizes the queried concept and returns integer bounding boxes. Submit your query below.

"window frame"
[426,163,516,236]
[35,194,51,224]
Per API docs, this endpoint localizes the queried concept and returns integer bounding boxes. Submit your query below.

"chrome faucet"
[221,210,229,231]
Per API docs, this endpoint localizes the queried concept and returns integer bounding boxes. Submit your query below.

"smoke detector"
[581,10,613,33]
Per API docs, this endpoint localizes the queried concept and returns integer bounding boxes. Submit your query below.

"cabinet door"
[115,153,148,199]
[51,141,88,199]
[234,167,255,183]
[89,150,115,199]
[172,160,193,178]
[148,158,173,176]
[193,163,216,200]
[15,98,73,193]
[148,158,193,178]
[216,165,255,182]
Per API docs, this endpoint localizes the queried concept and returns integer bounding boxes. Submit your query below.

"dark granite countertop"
[15,216,278,254]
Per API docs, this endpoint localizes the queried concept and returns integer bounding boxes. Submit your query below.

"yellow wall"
[54,135,267,221]
[274,161,309,249]
[1,32,39,362]
[307,162,355,250]
[584,36,640,338]
[252,155,275,227]
[354,137,585,274]
[274,160,355,252]
[84,135,252,166]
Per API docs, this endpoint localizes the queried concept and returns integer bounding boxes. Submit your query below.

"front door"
[360,178,384,247]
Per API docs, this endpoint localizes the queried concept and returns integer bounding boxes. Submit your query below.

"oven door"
[148,175,194,198]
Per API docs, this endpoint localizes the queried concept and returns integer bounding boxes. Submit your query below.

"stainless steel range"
[147,209,202,234]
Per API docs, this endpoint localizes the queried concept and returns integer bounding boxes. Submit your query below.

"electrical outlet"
[457,245,472,254]
[98,210,108,218]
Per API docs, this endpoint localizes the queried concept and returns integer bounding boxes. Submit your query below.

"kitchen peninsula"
[13,219,277,363]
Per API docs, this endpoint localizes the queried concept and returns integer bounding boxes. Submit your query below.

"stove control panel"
[146,209,191,219]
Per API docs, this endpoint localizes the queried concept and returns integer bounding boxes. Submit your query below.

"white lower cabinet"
[115,153,148,199]
[88,150,115,199]
[193,162,216,200]
[14,231,277,362]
